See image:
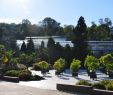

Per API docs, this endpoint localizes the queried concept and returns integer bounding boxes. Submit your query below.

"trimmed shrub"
[76,80,91,86]
[17,64,27,70]
[100,80,110,86]
[18,70,31,81]
[31,75,45,80]
[33,63,41,71]
[5,70,19,77]
[106,83,113,91]
[92,83,106,90]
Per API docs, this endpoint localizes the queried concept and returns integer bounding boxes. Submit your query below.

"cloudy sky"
[0,0,113,26]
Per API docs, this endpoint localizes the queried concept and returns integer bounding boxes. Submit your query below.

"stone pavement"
[0,81,89,95]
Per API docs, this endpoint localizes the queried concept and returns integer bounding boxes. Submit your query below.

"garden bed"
[2,76,19,83]
[57,84,113,95]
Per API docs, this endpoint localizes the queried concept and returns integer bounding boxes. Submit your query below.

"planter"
[89,72,97,80]
[72,72,78,77]
[2,76,19,83]
[55,71,61,75]
[108,71,113,78]
[57,84,113,95]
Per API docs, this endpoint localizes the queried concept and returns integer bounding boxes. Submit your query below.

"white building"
[17,36,113,56]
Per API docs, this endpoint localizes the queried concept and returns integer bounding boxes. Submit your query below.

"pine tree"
[72,16,88,67]
[27,38,35,53]
[20,41,26,52]
[47,37,55,64]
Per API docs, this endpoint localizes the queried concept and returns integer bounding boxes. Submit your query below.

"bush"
[33,63,41,70]
[5,70,19,77]
[92,83,106,90]
[106,82,113,91]
[76,80,91,86]
[30,75,45,80]
[100,80,110,86]
[17,64,27,70]
[70,59,81,73]
[18,70,31,81]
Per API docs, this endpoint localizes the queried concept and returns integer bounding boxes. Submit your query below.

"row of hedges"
[57,83,113,95]
[76,80,113,91]
[4,69,44,81]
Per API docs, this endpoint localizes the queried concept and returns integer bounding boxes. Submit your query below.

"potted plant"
[100,54,113,78]
[53,58,66,75]
[70,59,81,77]
[38,61,49,76]
[85,55,99,80]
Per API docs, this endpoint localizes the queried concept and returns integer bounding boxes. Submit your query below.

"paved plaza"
[19,69,110,90]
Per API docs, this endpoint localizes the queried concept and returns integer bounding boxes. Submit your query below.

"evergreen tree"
[20,41,26,52]
[47,37,55,64]
[72,16,88,67]
[27,38,35,53]
[64,44,73,68]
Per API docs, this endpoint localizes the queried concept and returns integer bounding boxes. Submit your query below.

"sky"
[0,0,113,26]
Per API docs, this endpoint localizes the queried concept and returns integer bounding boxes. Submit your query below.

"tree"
[21,19,31,38]
[63,25,74,40]
[27,38,35,53]
[41,17,63,36]
[72,16,88,67]
[64,44,73,68]
[20,41,26,52]
[47,37,55,64]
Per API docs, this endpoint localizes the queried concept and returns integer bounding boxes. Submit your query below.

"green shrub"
[100,80,110,86]
[76,80,91,86]
[17,64,27,70]
[4,70,19,77]
[92,83,106,90]
[70,59,81,73]
[30,75,45,80]
[18,70,31,81]
[33,63,41,70]
[106,82,113,91]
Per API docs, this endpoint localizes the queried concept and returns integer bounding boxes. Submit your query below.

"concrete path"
[0,81,89,95]
[19,69,110,90]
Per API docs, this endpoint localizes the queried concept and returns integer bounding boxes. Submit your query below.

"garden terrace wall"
[57,84,92,94]
[57,84,113,95]
[2,76,19,83]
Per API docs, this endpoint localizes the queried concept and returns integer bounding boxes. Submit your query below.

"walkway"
[0,81,88,95]
[19,69,110,90]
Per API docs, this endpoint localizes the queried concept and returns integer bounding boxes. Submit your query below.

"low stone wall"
[57,84,113,95]
[2,76,19,83]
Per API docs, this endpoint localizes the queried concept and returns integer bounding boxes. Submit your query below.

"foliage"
[38,61,49,70]
[85,55,100,72]
[70,59,81,73]
[33,63,41,70]
[92,82,106,90]
[72,16,88,66]
[87,23,112,41]
[20,41,26,52]
[41,17,63,36]
[63,25,74,40]
[76,80,91,86]
[53,58,66,71]
[100,54,113,71]
[18,69,32,81]
[27,38,35,53]
[5,70,19,77]
[16,64,27,70]
[106,82,113,91]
